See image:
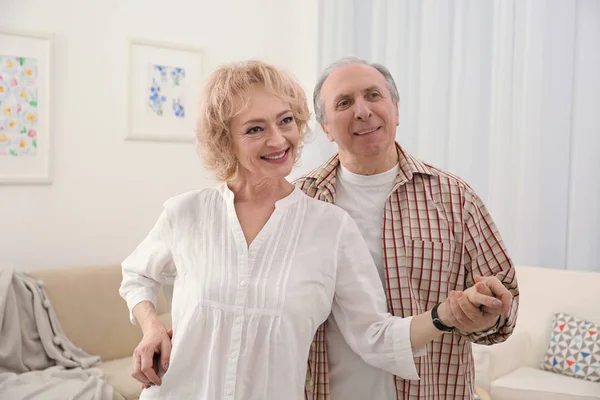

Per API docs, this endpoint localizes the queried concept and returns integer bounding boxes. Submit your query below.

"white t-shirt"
[120,183,420,400]
[327,163,401,400]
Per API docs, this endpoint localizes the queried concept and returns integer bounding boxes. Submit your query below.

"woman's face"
[229,87,299,181]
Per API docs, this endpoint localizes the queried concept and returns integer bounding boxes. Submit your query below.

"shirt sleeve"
[460,189,520,344]
[331,214,421,380]
[119,206,176,324]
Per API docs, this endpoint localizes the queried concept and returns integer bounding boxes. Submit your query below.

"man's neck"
[338,147,399,176]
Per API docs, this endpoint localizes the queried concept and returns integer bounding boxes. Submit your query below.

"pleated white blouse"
[120,184,420,400]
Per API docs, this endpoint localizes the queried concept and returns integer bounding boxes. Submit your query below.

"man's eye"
[369,92,381,99]
[246,126,263,134]
[337,100,351,109]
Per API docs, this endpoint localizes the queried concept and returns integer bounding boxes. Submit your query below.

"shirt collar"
[307,143,437,196]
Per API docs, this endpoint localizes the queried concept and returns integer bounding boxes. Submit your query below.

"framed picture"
[0,29,53,185]
[126,38,203,142]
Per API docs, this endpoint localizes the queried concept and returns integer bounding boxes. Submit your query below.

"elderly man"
[295,57,519,400]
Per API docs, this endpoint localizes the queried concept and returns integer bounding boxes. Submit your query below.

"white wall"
[0,0,320,271]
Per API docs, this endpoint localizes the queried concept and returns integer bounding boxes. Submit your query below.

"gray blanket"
[0,265,113,400]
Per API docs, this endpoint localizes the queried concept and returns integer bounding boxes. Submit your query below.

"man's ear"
[394,102,400,126]
[321,123,335,143]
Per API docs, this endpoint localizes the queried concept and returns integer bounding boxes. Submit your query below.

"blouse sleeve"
[330,214,421,380]
[119,206,176,324]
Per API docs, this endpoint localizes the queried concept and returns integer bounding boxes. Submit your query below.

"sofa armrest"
[29,264,170,362]
[472,330,531,392]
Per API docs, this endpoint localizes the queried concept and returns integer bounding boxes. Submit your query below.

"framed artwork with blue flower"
[127,38,203,142]
[0,29,53,185]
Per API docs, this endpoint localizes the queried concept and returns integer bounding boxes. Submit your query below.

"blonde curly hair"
[196,60,311,182]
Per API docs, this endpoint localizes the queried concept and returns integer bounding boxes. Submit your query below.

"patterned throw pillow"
[542,312,600,382]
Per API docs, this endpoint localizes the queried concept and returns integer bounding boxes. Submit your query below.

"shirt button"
[309,379,314,386]
[231,351,237,358]
[235,316,242,324]
[239,280,246,287]
[225,388,233,395]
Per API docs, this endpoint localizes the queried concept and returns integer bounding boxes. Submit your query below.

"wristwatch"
[431,303,455,332]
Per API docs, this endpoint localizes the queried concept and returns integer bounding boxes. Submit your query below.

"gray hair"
[313,57,400,124]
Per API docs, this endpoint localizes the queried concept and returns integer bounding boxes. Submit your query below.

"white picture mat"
[0,30,52,184]
[127,39,203,142]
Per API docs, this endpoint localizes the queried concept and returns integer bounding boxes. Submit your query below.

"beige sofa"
[473,265,600,400]
[29,264,171,400]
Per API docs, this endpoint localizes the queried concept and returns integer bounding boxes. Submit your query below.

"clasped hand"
[438,275,513,334]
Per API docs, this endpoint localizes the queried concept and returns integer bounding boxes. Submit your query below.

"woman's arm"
[120,208,176,324]
[331,214,499,379]
[131,300,172,387]
[408,287,500,349]
[119,207,176,386]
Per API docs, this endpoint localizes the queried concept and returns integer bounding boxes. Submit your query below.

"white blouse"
[120,184,420,400]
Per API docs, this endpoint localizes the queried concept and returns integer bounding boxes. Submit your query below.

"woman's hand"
[132,321,172,388]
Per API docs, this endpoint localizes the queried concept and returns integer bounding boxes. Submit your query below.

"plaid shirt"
[294,144,519,400]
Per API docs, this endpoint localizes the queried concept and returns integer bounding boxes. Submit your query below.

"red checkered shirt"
[294,144,519,400]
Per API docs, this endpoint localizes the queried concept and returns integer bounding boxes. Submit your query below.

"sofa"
[473,265,600,400]
[28,264,172,400]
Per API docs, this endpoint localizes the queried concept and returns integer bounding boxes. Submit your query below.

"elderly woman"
[119,60,497,400]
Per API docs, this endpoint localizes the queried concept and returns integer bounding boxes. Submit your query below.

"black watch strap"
[431,303,455,332]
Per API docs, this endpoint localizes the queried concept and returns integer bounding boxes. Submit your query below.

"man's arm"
[458,189,519,345]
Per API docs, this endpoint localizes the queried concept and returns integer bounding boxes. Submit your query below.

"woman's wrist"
[435,299,455,328]
[133,301,163,334]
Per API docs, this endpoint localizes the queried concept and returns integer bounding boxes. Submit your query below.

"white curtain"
[316,0,600,272]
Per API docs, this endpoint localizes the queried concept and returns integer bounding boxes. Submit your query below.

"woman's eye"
[281,116,294,124]
[246,126,263,134]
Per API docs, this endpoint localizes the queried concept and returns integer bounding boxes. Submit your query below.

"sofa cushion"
[490,367,600,400]
[101,356,141,400]
[542,312,600,382]
[509,266,600,368]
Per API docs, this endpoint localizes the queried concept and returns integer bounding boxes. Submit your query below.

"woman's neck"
[227,176,294,204]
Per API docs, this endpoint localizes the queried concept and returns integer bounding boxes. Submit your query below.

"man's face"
[319,64,399,159]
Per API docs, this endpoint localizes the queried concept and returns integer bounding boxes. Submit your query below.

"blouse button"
[239,280,246,287]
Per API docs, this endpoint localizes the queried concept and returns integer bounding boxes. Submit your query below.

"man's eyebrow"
[333,85,384,104]
[363,85,383,93]
[333,93,352,104]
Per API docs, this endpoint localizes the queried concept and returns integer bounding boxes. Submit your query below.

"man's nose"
[353,99,372,120]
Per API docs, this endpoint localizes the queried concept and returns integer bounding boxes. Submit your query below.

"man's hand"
[473,275,513,318]
[437,278,507,333]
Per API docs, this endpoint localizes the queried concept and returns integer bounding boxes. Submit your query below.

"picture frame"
[0,29,53,185]
[126,38,204,143]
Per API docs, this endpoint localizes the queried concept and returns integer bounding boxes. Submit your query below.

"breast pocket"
[405,239,455,306]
